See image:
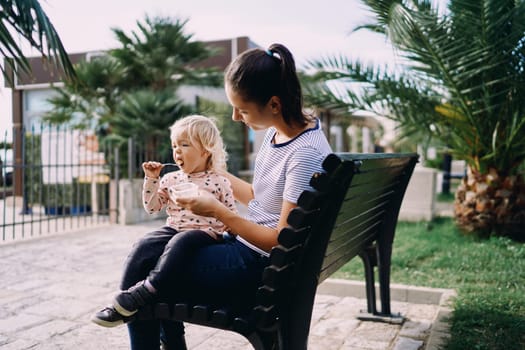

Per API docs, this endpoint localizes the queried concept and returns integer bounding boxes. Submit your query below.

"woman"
[112,43,332,349]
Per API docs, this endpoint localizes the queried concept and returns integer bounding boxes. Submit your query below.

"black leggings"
[120,226,216,296]
[120,226,216,347]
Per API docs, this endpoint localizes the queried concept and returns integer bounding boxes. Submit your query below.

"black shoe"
[91,306,125,328]
[114,280,156,317]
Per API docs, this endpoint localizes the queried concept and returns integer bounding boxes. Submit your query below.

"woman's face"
[225,83,274,131]
[171,131,208,174]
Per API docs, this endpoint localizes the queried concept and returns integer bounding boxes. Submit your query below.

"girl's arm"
[142,162,169,213]
[142,177,168,213]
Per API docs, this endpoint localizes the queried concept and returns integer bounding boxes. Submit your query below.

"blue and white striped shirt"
[237,119,332,255]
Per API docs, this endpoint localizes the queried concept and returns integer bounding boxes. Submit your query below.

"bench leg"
[358,246,405,324]
[359,247,378,315]
[377,243,392,315]
[278,323,308,350]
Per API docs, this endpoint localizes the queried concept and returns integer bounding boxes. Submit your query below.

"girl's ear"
[269,96,281,113]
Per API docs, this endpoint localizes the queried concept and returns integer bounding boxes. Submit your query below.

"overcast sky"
[1,0,400,137]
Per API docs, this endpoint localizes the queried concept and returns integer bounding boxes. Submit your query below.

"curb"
[318,278,456,350]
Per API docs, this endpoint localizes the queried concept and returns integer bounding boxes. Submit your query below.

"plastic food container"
[168,182,199,201]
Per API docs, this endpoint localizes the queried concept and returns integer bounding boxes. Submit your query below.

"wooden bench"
[131,152,419,349]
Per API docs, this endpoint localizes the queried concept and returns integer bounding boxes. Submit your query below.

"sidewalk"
[0,220,454,350]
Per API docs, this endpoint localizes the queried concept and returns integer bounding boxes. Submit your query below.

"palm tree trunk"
[454,166,525,241]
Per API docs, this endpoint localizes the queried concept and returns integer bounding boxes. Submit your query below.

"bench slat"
[269,244,303,268]
[286,207,321,229]
[211,308,232,327]
[262,264,293,289]
[192,305,211,322]
[277,226,310,248]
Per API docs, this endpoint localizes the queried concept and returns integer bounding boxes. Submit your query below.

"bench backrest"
[253,152,418,331]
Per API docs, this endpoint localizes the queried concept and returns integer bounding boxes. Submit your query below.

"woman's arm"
[177,195,297,252]
[220,171,254,206]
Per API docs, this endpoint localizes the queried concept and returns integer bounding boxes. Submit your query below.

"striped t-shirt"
[237,118,332,255]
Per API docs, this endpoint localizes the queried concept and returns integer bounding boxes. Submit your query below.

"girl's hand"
[142,161,163,178]
[176,191,221,217]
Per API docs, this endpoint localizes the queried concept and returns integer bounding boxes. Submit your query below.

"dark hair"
[224,43,308,127]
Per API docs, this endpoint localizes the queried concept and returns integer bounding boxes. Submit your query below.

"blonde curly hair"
[169,115,228,172]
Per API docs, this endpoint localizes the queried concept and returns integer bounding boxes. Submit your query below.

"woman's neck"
[273,119,316,144]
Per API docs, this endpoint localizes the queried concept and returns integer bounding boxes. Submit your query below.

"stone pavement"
[0,220,454,350]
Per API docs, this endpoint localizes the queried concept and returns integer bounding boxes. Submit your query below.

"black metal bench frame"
[132,152,419,349]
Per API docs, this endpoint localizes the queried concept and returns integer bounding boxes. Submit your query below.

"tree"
[44,16,223,173]
[45,16,220,130]
[304,0,525,241]
[1,0,75,84]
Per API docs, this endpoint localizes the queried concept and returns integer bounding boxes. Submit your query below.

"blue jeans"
[121,227,269,350]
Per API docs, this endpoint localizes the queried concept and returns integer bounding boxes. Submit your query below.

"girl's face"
[225,83,274,131]
[171,131,209,174]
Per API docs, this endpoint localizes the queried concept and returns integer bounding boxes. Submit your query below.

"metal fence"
[1,125,120,243]
[1,124,247,242]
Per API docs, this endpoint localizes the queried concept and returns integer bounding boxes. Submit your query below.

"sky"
[0,0,398,138]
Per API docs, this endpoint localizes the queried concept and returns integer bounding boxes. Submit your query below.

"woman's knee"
[164,230,215,251]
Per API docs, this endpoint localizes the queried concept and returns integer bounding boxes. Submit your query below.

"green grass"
[334,218,525,350]
[436,191,455,203]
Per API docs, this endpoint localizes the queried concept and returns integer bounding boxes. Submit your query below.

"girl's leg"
[121,226,186,349]
[147,230,217,296]
[120,226,178,289]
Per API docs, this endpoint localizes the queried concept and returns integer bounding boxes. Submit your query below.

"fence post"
[441,152,452,195]
[20,126,34,215]
[128,138,134,181]
[110,146,120,224]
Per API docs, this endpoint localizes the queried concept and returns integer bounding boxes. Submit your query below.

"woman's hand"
[176,191,221,217]
[142,161,163,178]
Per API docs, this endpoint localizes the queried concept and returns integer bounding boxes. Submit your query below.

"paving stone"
[6,278,49,292]
[341,336,392,349]
[352,321,400,343]
[0,314,50,333]
[0,338,39,350]
[308,334,344,350]
[192,328,251,349]
[38,281,109,299]
[405,303,439,320]
[14,319,79,342]
[392,336,424,350]
[310,317,360,339]
[185,324,221,348]
[425,330,451,350]
[399,320,432,339]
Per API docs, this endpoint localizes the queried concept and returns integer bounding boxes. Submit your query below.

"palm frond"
[0,0,76,85]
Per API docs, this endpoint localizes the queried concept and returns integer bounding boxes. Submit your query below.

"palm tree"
[1,0,75,84]
[44,15,223,176]
[305,0,525,241]
[44,16,221,132]
[110,16,222,91]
